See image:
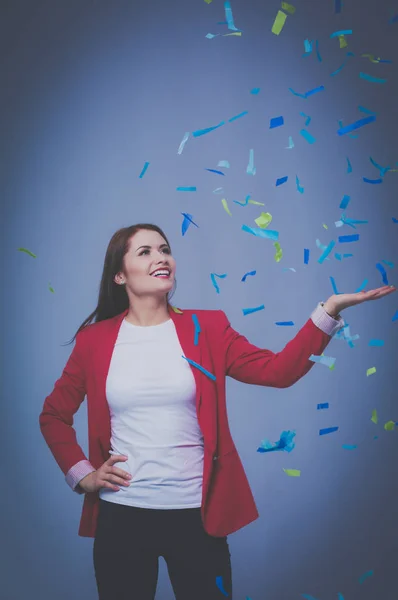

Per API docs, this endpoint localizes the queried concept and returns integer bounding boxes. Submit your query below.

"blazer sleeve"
[39,328,94,485]
[218,306,343,388]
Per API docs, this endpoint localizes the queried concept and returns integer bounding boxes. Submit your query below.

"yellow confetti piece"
[171,306,183,314]
[254,212,272,228]
[221,198,232,216]
[361,54,382,63]
[366,367,376,376]
[283,468,301,477]
[17,247,37,258]
[339,35,348,49]
[371,409,378,424]
[49,284,55,293]
[271,10,287,35]
[223,32,242,36]
[384,421,396,431]
[274,241,283,262]
[322,223,328,230]
[204,0,213,3]
[248,199,265,206]
[281,2,296,14]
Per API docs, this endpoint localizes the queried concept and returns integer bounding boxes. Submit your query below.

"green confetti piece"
[17,247,37,258]
[384,421,396,431]
[283,468,301,477]
[371,409,378,424]
[366,367,376,376]
[48,284,55,293]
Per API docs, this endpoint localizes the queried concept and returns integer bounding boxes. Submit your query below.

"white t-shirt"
[99,317,204,509]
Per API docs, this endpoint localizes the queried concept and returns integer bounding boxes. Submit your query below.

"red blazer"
[39,304,334,538]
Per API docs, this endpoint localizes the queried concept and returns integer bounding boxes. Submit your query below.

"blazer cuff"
[310,302,345,337]
[65,460,96,494]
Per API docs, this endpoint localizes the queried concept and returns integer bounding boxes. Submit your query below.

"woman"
[39,223,395,600]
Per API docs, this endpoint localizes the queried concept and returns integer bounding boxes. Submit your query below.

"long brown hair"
[62,223,176,346]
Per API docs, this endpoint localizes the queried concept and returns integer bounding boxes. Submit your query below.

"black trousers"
[93,498,233,600]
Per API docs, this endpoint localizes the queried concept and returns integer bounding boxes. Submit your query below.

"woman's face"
[116,229,176,298]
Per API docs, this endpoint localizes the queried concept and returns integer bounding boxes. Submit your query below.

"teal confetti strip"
[310,354,336,368]
[376,262,389,285]
[346,157,352,173]
[242,224,279,240]
[213,187,224,194]
[303,39,313,54]
[320,427,339,435]
[300,111,311,126]
[289,85,324,98]
[276,176,288,186]
[181,213,199,236]
[382,259,394,267]
[270,115,284,128]
[369,156,391,177]
[339,119,358,139]
[296,175,304,193]
[363,177,383,184]
[139,161,150,178]
[206,33,220,39]
[177,132,190,154]
[218,160,230,168]
[206,168,225,176]
[330,29,353,37]
[210,272,227,294]
[243,305,265,315]
[339,194,351,210]
[257,430,296,453]
[368,339,384,346]
[250,87,260,94]
[286,136,294,148]
[358,105,377,115]
[330,276,339,295]
[182,356,216,381]
[241,270,256,282]
[335,0,342,13]
[177,186,196,192]
[338,234,359,242]
[224,0,240,31]
[360,72,387,83]
[246,149,256,175]
[275,321,294,326]
[355,278,368,292]
[337,594,345,600]
[229,110,248,122]
[359,570,374,584]
[317,403,329,409]
[234,194,252,206]
[192,121,225,137]
[315,39,322,62]
[330,51,354,76]
[301,595,320,600]
[318,240,335,264]
[343,444,357,450]
[192,314,201,346]
[300,129,315,144]
[337,115,376,135]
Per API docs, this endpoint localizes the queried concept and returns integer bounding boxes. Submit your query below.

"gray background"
[1,0,397,599]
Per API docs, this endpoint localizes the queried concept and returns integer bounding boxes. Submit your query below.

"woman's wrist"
[321,301,340,319]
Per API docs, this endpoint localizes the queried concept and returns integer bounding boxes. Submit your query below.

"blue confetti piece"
[342,444,357,450]
[330,29,353,37]
[224,0,241,32]
[337,594,345,600]
[355,278,368,292]
[177,186,196,192]
[303,39,313,54]
[300,129,316,144]
[301,595,320,600]
[210,272,227,294]
[358,105,377,115]
[257,430,296,453]
[243,305,265,316]
[270,115,284,128]
[340,195,351,210]
[369,156,391,177]
[330,276,339,295]
[389,13,398,24]
[393,310,398,322]
[192,314,201,346]
[359,570,374,584]
[338,234,359,243]
[181,213,199,236]
[337,115,376,135]
[315,39,322,62]
[242,224,279,240]
[276,176,288,186]
[182,356,216,381]
[363,177,383,184]
[393,217,398,223]
[376,262,389,285]
[241,270,256,282]
[346,157,352,173]
[205,168,226,176]
[360,72,387,84]
[304,248,310,264]
[317,403,329,410]
[234,194,252,206]
[318,240,335,264]
[320,427,339,435]
[139,161,150,178]
[192,121,225,137]
[250,87,260,94]
[275,321,294,326]
[289,88,306,98]
[368,339,384,346]
[228,110,248,122]
[300,111,311,126]
[305,85,325,97]
[296,175,304,193]
[335,0,342,13]
[330,52,355,76]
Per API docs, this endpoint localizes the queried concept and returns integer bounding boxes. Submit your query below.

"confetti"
[384,421,396,431]
[224,0,240,31]
[250,87,260,94]
[300,111,311,126]
[286,136,295,148]
[338,234,359,243]
[192,121,225,137]
[242,224,279,240]
[376,263,389,285]
[254,212,272,228]
[320,427,339,435]
[359,570,374,584]
[289,85,324,98]
[17,247,37,258]
[366,367,376,376]
[228,110,248,122]
[330,29,353,37]
[360,72,387,83]
[271,10,287,35]
[363,177,383,184]
[182,356,216,380]
[371,409,378,424]
[276,175,288,186]
[304,248,310,264]
[181,213,199,236]
[318,240,335,263]
[210,272,227,293]
[218,160,230,168]
[310,354,336,368]
[257,430,296,453]
[317,403,329,409]
[337,115,376,135]
[303,39,313,54]
[242,305,265,316]
[221,198,232,216]
[340,194,351,209]
[296,175,304,193]
[138,161,150,178]
[274,241,283,262]
[176,186,196,192]
[283,468,301,477]
[270,115,284,128]
[315,39,322,61]
[246,149,256,175]
[241,270,256,282]
[300,129,316,144]
[192,314,201,345]
[276,321,294,326]
[281,2,296,14]
[205,168,225,176]
[346,157,352,173]
[335,0,342,13]
[342,444,357,450]
[177,132,190,154]
[216,576,229,597]
[330,52,354,76]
